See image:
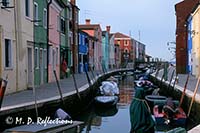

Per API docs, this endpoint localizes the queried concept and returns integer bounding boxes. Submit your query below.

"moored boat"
[94,96,119,107]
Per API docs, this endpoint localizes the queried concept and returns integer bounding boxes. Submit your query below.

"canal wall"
[0,69,134,131]
[150,74,200,127]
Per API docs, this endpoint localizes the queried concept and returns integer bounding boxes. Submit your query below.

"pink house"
[48,0,63,82]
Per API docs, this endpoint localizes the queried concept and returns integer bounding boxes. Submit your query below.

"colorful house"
[135,40,146,62]
[187,15,193,74]
[102,30,109,70]
[0,0,17,94]
[108,28,115,69]
[188,4,200,77]
[48,0,63,82]
[175,0,199,74]
[59,0,71,78]
[33,0,48,86]
[78,30,89,73]
[70,0,79,73]
[79,19,102,71]
[114,32,132,65]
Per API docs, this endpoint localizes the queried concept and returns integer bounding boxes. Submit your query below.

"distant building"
[109,32,115,69]
[79,19,102,70]
[135,40,145,62]
[114,32,132,66]
[78,30,89,73]
[102,30,109,70]
[175,0,199,74]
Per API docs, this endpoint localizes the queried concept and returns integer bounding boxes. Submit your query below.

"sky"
[76,0,182,61]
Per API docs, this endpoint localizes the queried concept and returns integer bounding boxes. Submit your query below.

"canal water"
[74,75,197,133]
[75,76,134,133]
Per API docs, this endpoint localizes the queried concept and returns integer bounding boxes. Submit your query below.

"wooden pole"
[84,63,91,86]
[53,70,64,104]
[187,76,200,117]
[179,74,189,108]
[71,68,81,100]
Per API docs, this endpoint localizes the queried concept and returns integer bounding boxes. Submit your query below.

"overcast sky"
[76,0,182,61]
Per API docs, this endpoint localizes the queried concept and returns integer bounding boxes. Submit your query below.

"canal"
[74,75,197,133]
[74,75,134,133]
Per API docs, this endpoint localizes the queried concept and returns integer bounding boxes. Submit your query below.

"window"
[43,8,47,28]
[34,47,39,68]
[2,0,9,7]
[48,47,52,64]
[124,40,129,46]
[34,2,38,25]
[117,40,120,45]
[5,39,12,68]
[43,49,47,68]
[25,0,30,17]
[60,17,65,34]
[56,47,59,65]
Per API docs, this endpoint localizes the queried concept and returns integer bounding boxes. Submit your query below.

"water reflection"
[75,76,135,133]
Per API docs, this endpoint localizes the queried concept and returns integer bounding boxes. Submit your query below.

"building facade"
[33,0,48,86]
[175,0,199,74]
[109,33,115,69]
[114,32,132,66]
[79,19,102,70]
[0,0,17,94]
[78,30,88,73]
[48,0,63,82]
[102,30,109,70]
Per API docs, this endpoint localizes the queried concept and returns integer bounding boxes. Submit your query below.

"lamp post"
[46,0,52,82]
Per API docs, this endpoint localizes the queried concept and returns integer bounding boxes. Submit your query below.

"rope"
[132,97,151,113]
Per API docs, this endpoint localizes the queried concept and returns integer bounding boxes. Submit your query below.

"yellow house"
[0,0,17,94]
[0,0,34,94]
[191,5,200,77]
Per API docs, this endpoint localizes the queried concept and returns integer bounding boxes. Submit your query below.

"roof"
[114,32,131,39]
[79,24,101,30]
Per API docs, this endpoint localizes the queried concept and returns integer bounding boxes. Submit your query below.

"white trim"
[34,47,39,69]
[51,0,63,13]
[43,8,47,29]
[34,2,39,26]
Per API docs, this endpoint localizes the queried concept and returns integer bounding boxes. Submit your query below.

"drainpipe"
[14,0,19,91]
[47,0,52,82]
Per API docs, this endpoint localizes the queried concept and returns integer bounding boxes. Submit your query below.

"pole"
[187,76,200,117]
[179,74,189,108]
[71,68,81,100]
[53,70,64,104]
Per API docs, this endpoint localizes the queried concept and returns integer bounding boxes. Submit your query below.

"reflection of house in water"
[119,89,134,104]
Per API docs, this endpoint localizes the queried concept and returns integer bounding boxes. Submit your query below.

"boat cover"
[129,88,155,132]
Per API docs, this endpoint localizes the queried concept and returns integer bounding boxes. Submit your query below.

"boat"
[147,97,187,127]
[94,96,119,107]
[99,81,119,96]
[95,105,118,117]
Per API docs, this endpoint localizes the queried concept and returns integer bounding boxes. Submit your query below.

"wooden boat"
[153,105,187,126]
[3,121,84,133]
[94,96,119,107]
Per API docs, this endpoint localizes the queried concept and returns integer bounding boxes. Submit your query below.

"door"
[27,47,33,88]
[40,49,44,84]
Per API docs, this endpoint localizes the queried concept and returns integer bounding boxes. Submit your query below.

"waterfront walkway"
[1,70,101,111]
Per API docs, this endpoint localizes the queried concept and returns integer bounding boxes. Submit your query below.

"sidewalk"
[1,71,99,111]
[156,66,200,93]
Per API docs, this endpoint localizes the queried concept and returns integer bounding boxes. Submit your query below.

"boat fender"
[55,108,71,120]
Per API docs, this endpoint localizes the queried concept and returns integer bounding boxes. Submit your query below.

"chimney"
[71,0,76,5]
[106,26,111,34]
[85,19,91,25]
